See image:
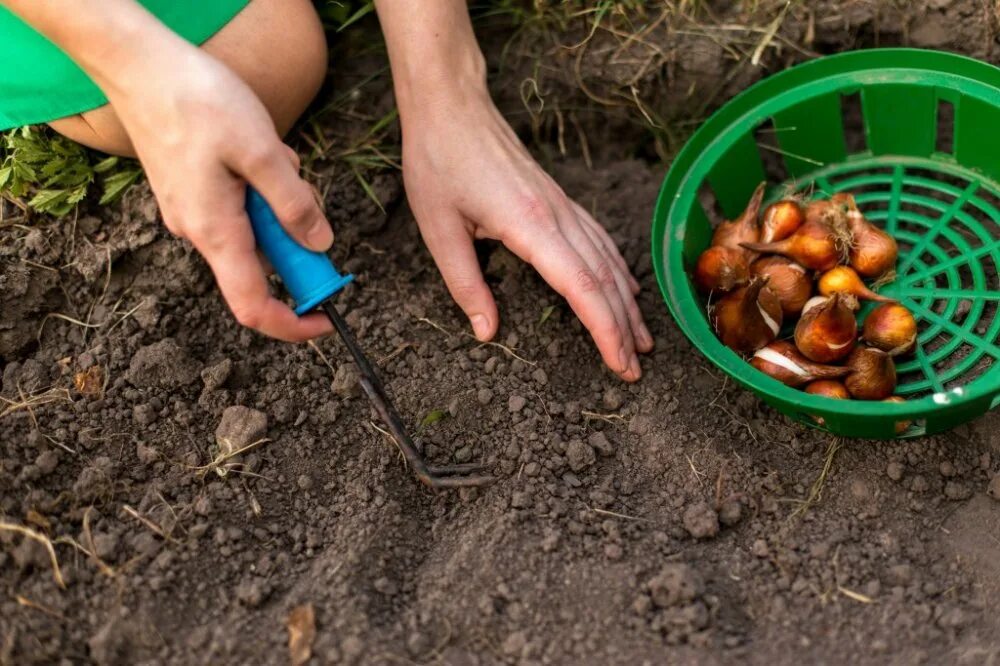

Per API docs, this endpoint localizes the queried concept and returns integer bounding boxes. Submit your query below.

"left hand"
[400,89,653,382]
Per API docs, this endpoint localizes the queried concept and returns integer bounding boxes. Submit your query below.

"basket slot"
[770,93,848,180]
[706,131,767,219]
[955,96,1000,183]
[861,85,937,158]
[936,99,955,155]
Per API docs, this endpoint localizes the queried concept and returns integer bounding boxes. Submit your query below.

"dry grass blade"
[287,603,317,666]
[185,437,271,478]
[838,586,875,604]
[0,522,66,588]
[0,386,72,421]
[790,437,843,519]
[16,595,66,620]
[121,504,177,544]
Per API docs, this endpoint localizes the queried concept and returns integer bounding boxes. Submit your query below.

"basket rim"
[651,48,1000,426]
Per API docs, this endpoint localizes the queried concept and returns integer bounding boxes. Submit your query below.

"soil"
[3,1,1000,664]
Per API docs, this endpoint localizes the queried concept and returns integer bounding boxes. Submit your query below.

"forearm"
[1,0,189,96]
[373,0,489,120]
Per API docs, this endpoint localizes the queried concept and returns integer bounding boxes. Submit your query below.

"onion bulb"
[805,379,851,425]
[751,256,812,317]
[817,266,895,303]
[834,193,898,277]
[712,277,783,353]
[750,341,850,387]
[883,396,912,434]
[845,346,897,400]
[862,302,918,356]
[805,380,850,399]
[741,202,850,271]
[694,246,750,293]
[761,199,805,244]
[794,292,859,363]
[711,182,765,256]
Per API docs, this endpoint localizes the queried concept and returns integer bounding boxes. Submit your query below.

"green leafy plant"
[0,126,143,217]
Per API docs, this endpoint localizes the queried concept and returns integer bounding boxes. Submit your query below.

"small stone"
[718,498,743,527]
[751,539,769,558]
[885,563,913,587]
[602,387,625,411]
[939,461,956,478]
[133,403,157,426]
[200,358,232,391]
[508,395,527,413]
[34,450,59,476]
[215,406,268,450]
[236,578,267,608]
[454,445,473,464]
[588,431,615,457]
[604,543,623,560]
[944,481,970,501]
[476,388,493,405]
[886,461,905,482]
[682,502,719,539]
[126,338,200,388]
[510,491,531,509]
[531,368,548,385]
[405,632,430,658]
[911,475,929,493]
[502,631,527,656]
[565,439,596,472]
[135,441,158,465]
[647,563,703,608]
[331,364,360,399]
[296,474,313,491]
[373,576,398,596]
[987,475,1000,501]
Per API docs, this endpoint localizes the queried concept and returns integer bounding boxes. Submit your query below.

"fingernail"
[306,223,334,252]
[471,315,490,340]
[640,324,654,349]
[618,347,630,376]
[629,354,641,380]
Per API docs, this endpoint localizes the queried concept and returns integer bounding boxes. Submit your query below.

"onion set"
[712,278,783,353]
[862,303,918,357]
[691,185,918,426]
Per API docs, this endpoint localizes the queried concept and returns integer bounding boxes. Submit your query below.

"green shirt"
[0,0,250,130]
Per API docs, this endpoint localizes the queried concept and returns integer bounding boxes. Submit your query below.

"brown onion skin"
[835,193,898,277]
[883,396,912,434]
[817,266,895,303]
[694,246,750,293]
[761,200,804,244]
[805,380,850,400]
[751,256,812,317]
[711,182,765,256]
[741,213,846,271]
[751,341,850,387]
[712,278,783,353]
[794,293,858,363]
[845,347,897,400]
[863,302,918,357]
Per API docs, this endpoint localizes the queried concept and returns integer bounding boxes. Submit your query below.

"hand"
[401,90,653,381]
[104,43,335,342]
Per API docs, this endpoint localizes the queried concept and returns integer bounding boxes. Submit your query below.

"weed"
[0,126,142,217]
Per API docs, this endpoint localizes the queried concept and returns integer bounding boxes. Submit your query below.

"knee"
[47,106,136,157]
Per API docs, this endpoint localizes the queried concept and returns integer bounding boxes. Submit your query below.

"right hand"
[106,43,334,342]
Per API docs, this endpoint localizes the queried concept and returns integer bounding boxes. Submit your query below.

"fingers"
[230,139,333,252]
[573,202,641,295]
[421,213,499,341]
[503,212,637,381]
[552,207,640,380]
[572,206,653,353]
[196,215,333,342]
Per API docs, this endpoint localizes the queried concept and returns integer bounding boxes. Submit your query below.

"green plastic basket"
[652,49,1000,439]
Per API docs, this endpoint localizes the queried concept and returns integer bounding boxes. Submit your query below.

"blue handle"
[245,187,353,315]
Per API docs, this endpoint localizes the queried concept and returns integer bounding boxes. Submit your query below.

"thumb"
[234,140,333,252]
[423,217,499,341]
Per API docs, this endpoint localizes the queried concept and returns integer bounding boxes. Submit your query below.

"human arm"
[1,0,334,341]
[373,0,653,381]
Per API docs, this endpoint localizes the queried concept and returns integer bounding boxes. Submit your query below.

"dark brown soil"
[3,1,1000,664]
